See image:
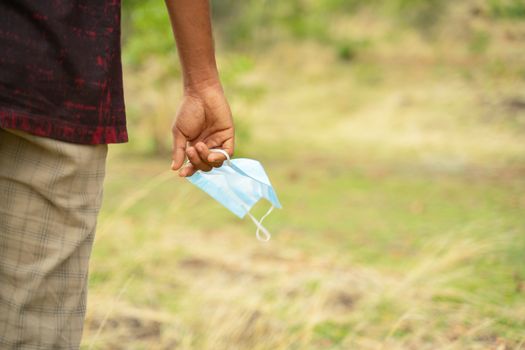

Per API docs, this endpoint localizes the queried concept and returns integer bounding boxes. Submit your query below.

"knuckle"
[187,152,198,161]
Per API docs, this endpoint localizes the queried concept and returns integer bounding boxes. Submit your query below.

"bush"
[489,0,525,19]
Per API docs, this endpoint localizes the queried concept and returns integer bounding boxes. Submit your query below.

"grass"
[82,11,525,350]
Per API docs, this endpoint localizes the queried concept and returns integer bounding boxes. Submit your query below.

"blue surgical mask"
[186,149,282,241]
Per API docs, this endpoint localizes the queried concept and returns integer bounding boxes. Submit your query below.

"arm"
[165,0,234,177]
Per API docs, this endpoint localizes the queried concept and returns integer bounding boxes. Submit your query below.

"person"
[0,0,234,348]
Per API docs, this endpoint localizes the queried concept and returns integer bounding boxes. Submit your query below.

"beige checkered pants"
[0,128,107,349]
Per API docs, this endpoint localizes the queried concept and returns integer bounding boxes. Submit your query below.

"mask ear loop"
[210,149,273,242]
[247,206,274,242]
[209,149,232,166]
[185,148,231,168]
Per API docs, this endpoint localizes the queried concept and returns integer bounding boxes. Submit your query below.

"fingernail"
[171,160,175,170]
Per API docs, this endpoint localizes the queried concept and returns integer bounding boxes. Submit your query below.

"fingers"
[178,163,195,177]
[186,146,212,173]
[207,151,225,163]
[177,137,234,177]
[194,142,214,166]
[171,128,187,171]
[195,142,223,168]
[207,137,234,163]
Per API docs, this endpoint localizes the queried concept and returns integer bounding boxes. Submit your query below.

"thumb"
[171,128,187,170]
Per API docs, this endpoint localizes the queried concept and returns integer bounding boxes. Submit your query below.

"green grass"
[83,149,525,349]
[82,9,525,349]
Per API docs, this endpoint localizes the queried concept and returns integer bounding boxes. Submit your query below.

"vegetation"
[82,0,525,348]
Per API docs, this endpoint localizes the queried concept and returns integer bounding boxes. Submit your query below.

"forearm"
[165,0,220,91]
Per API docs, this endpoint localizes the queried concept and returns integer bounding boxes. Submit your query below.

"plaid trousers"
[0,128,107,349]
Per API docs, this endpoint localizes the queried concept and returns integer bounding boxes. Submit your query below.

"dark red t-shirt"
[0,0,127,144]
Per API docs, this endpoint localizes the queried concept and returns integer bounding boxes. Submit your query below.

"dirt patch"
[88,315,162,341]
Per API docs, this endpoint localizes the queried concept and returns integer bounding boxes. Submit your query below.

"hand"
[170,82,235,177]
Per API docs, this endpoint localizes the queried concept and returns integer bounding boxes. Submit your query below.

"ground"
[81,14,525,350]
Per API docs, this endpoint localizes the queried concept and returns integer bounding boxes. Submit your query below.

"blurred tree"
[123,0,525,155]
[122,0,177,67]
[488,0,525,19]
[121,0,462,63]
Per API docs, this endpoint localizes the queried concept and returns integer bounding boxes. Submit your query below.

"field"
[81,3,525,349]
